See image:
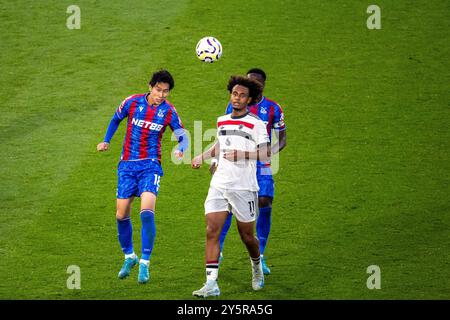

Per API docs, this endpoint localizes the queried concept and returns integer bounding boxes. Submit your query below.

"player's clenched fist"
[97,142,110,152]
[191,155,202,169]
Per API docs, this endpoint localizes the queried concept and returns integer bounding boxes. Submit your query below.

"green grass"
[0,0,449,299]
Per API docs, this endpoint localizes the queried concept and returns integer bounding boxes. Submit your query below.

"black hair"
[227,75,263,103]
[247,68,266,81]
[149,70,175,90]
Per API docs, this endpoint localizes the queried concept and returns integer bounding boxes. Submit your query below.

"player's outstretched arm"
[173,128,189,160]
[97,113,122,153]
[192,142,219,169]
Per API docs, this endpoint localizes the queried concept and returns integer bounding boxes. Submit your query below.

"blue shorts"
[117,159,163,199]
[257,166,274,199]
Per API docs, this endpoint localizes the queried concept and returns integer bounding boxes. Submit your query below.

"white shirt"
[210,112,270,191]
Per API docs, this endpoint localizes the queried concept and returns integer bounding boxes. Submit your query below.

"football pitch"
[0,0,449,300]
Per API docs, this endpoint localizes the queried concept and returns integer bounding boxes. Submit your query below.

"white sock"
[125,252,136,260]
[206,261,219,282]
[140,259,149,266]
[251,256,261,267]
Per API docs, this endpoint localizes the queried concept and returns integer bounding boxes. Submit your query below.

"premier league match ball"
[196,36,222,63]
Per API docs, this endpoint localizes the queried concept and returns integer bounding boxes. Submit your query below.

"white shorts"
[204,187,258,223]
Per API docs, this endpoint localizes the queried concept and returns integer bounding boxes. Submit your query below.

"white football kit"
[204,112,270,222]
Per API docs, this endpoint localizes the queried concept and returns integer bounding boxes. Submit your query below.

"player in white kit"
[191,76,270,297]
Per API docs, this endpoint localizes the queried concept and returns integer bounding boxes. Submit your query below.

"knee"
[116,199,132,220]
[240,232,256,245]
[116,210,129,220]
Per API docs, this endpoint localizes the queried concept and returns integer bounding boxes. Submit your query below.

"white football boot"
[251,258,265,290]
[192,280,220,298]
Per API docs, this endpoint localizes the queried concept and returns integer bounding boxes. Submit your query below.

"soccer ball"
[196,36,222,63]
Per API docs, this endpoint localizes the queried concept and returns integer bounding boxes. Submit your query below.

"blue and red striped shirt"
[105,93,185,162]
[226,96,286,140]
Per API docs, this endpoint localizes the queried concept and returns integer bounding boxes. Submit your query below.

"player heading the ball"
[191,75,270,297]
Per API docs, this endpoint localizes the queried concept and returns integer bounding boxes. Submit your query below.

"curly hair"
[227,75,263,103]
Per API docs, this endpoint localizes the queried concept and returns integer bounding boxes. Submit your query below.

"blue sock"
[219,212,233,253]
[117,217,133,255]
[140,210,156,261]
[256,207,272,255]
